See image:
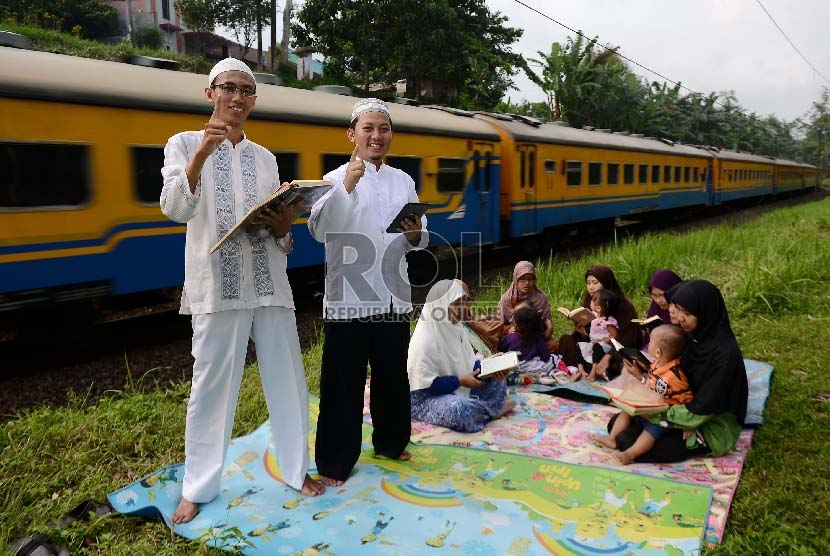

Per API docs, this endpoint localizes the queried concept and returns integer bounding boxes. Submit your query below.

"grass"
[2,198,830,554]
[0,22,214,74]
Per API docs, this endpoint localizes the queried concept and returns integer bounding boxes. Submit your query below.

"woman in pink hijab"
[497,261,553,342]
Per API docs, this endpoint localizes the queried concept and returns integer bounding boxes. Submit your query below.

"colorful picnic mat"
[364,359,773,546]
[109,400,712,555]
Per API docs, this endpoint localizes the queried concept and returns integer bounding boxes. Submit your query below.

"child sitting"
[498,306,554,382]
[578,289,619,377]
[592,324,693,465]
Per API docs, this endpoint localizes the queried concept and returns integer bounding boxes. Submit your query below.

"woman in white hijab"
[408,280,515,432]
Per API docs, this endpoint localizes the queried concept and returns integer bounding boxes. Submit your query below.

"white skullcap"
[351,98,392,124]
[208,58,255,86]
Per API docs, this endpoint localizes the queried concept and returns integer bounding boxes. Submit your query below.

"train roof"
[713,149,776,164]
[773,158,816,169]
[0,47,499,141]
[473,114,715,159]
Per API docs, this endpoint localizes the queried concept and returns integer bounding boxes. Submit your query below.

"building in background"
[107,0,184,52]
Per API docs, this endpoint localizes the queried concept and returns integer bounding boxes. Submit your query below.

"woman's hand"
[682,429,695,440]
[459,371,484,389]
[593,353,613,379]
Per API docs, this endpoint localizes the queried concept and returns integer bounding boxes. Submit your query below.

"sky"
[250,0,829,122]
[484,0,830,122]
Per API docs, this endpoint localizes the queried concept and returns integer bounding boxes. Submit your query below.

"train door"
[518,144,538,234]
[472,142,498,243]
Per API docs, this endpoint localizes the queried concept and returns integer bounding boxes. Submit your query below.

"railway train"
[0,47,819,317]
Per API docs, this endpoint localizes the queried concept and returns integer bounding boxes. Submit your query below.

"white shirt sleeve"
[307,171,359,243]
[160,134,201,223]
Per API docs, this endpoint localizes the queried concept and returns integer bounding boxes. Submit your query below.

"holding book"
[592,324,693,465]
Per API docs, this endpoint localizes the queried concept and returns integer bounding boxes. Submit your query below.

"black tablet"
[386,202,429,233]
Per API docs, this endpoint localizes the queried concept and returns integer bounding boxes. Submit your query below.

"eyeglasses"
[211,82,257,98]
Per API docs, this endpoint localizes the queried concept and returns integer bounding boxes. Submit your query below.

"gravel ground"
[0,191,822,422]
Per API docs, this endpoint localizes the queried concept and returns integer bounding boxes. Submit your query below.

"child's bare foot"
[497,399,517,417]
[172,498,199,524]
[318,475,345,487]
[612,451,635,465]
[591,433,617,450]
[301,475,325,496]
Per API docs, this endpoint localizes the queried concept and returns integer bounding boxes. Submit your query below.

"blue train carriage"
[0,47,500,313]
[710,150,775,204]
[474,115,714,237]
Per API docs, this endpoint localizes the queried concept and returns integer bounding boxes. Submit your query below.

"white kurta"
[159,131,309,500]
[160,131,294,315]
[307,162,428,320]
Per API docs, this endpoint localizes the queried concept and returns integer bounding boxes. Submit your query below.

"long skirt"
[410,380,507,433]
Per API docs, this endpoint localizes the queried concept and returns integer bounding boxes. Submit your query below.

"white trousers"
[182,306,310,503]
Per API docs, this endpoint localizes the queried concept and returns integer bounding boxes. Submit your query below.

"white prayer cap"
[350,98,392,125]
[208,58,255,86]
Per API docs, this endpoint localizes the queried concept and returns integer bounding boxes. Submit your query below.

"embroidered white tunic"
[308,162,428,319]
[160,131,294,315]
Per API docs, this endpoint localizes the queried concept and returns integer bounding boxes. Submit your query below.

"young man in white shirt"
[308,98,428,486]
[160,58,324,524]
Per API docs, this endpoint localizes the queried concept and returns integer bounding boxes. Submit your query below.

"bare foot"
[497,399,517,418]
[301,474,325,496]
[172,498,199,524]
[318,475,345,487]
[612,450,635,465]
[396,450,412,461]
[591,433,617,450]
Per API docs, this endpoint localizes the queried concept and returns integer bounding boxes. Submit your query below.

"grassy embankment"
[1,198,829,555]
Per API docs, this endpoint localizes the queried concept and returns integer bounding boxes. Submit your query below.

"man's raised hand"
[343,146,365,193]
[200,101,231,155]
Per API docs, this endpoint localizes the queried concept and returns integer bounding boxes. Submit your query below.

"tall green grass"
[1,199,829,555]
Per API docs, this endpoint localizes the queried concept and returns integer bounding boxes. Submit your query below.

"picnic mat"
[364,359,773,546]
[109,401,712,555]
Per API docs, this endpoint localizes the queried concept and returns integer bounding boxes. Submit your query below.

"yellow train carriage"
[711,150,775,203]
[0,47,500,309]
[474,116,713,236]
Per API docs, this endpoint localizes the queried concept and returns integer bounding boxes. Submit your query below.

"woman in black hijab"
[607,280,748,462]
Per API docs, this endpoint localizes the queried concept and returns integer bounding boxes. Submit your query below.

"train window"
[544,160,556,173]
[663,165,672,183]
[386,156,422,191]
[588,162,602,186]
[272,151,299,184]
[624,164,635,185]
[607,163,619,185]
[673,166,681,183]
[651,165,660,183]
[684,166,690,183]
[0,142,90,208]
[437,158,466,193]
[133,146,165,203]
[693,167,700,183]
[520,150,526,188]
[528,150,536,187]
[322,153,352,175]
[638,164,648,184]
[566,161,582,186]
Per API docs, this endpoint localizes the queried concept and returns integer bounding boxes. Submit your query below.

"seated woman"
[408,280,516,433]
[556,264,640,378]
[608,280,749,462]
[642,269,683,349]
[497,261,554,345]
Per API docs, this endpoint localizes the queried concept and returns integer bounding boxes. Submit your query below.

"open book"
[610,338,654,369]
[209,180,332,254]
[599,379,669,416]
[556,306,595,326]
[631,315,663,330]
[478,351,520,379]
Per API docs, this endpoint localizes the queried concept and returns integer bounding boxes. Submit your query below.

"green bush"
[134,25,164,50]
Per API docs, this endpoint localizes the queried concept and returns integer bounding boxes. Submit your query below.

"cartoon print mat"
[365,359,770,545]
[109,402,711,556]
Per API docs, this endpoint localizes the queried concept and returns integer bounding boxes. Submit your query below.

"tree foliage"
[797,87,830,175]
[530,33,803,159]
[293,0,527,104]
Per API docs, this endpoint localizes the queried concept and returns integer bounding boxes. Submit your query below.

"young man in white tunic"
[160,58,324,524]
[308,98,428,486]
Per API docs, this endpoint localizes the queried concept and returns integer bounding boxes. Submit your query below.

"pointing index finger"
[350,146,360,163]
